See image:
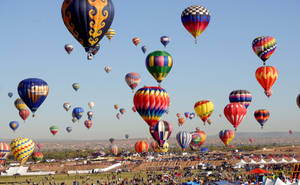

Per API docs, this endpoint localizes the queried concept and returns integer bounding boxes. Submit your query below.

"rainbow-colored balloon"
[145,50,173,84]
[135,141,149,153]
[254,109,270,128]
[219,130,234,147]
[133,86,169,127]
[252,36,277,64]
[10,137,35,165]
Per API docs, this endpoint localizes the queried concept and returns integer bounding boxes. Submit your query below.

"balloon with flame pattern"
[255,66,278,98]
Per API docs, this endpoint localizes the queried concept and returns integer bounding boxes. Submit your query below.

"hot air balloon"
[132,106,137,112]
[66,126,72,133]
[64,44,74,54]
[135,141,149,153]
[104,66,112,73]
[61,0,114,60]
[9,121,19,132]
[229,90,252,109]
[105,28,115,40]
[194,128,207,145]
[181,5,210,44]
[119,108,126,115]
[252,36,277,65]
[87,111,93,120]
[254,109,270,128]
[145,50,173,84]
[149,120,172,147]
[132,37,140,46]
[110,144,118,156]
[0,143,10,165]
[50,126,58,136]
[255,66,278,98]
[8,92,13,98]
[224,103,247,130]
[219,130,234,147]
[190,132,206,150]
[14,98,26,111]
[141,45,147,54]
[207,119,213,125]
[176,131,192,150]
[72,107,84,120]
[19,109,30,122]
[249,138,254,143]
[289,129,294,135]
[72,83,80,91]
[37,143,43,150]
[32,152,44,162]
[109,138,115,144]
[84,120,92,129]
[189,112,196,120]
[150,141,156,152]
[184,112,189,118]
[125,134,129,139]
[178,117,185,126]
[88,101,94,109]
[160,36,170,47]
[133,86,170,127]
[116,113,120,119]
[154,142,169,153]
[194,100,214,125]
[296,94,300,109]
[63,103,71,111]
[176,113,181,118]
[72,117,77,123]
[18,78,49,116]
[10,137,34,165]
[125,72,141,92]
[114,104,119,110]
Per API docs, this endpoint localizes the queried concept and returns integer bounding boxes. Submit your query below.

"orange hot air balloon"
[135,141,149,153]
[255,66,278,98]
[178,117,185,126]
[176,113,181,118]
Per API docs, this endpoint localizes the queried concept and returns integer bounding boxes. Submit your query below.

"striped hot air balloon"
[125,72,141,92]
[19,109,30,122]
[84,120,92,129]
[229,90,252,109]
[0,143,10,165]
[224,103,247,130]
[149,120,172,147]
[132,37,140,46]
[252,36,277,65]
[110,144,119,156]
[10,137,35,165]
[105,28,115,40]
[135,141,149,153]
[194,100,214,125]
[50,126,59,136]
[254,109,270,128]
[133,86,169,127]
[176,131,192,150]
[145,50,173,84]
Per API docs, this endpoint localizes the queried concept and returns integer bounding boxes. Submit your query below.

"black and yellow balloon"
[61,0,114,60]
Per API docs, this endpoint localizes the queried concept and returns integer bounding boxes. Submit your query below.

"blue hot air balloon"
[17,78,49,116]
[160,36,170,47]
[176,131,192,150]
[72,107,84,120]
[141,46,147,54]
[66,126,72,133]
[8,92,13,98]
[9,121,19,132]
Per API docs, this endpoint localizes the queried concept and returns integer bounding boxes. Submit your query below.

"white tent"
[279,158,288,163]
[289,158,298,163]
[263,178,274,185]
[236,159,247,166]
[258,159,267,164]
[249,159,257,164]
[273,178,287,185]
[268,158,277,164]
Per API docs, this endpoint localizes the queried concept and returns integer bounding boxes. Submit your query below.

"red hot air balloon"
[19,109,30,122]
[133,86,169,127]
[178,117,185,126]
[289,130,294,135]
[224,103,247,130]
[255,66,278,98]
[135,141,149,153]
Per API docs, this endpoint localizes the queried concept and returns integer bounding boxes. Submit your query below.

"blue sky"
[0,0,299,141]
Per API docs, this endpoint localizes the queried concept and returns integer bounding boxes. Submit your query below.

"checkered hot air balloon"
[135,141,149,153]
[133,86,170,127]
[149,120,172,147]
[224,103,247,130]
[18,78,49,117]
[125,72,141,92]
[229,90,252,109]
[10,137,34,165]
[181,5,210,44]
[219,130,234,147]
[145,50,173,84]
[255,66,278,98]
[254,109,270,128]
[0,143,10,165]
[194,100,214,125]
[252,36,277,65]
[32,152,44,162]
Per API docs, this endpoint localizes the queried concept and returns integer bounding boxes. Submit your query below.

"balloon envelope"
[9,121,19,132]
[219,130,234,146]
[135,141,149,153]
[194,100,214,124]
[229,90,252,109]
[0,143,10,165]
[50,126,58,136]
[252,36,277,63]
[254,109,270,128]
[224,103,247,130]
[125,72,141,91]
[72,107,84,120]
[176,131,192,150]
[149,120,172,147]
[10,137,34,165]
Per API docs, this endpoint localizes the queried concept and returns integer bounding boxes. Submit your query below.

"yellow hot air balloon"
[105,28,115,40]
[155,142,169,153]
[194,100,214,125]
[10,137,34,165]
